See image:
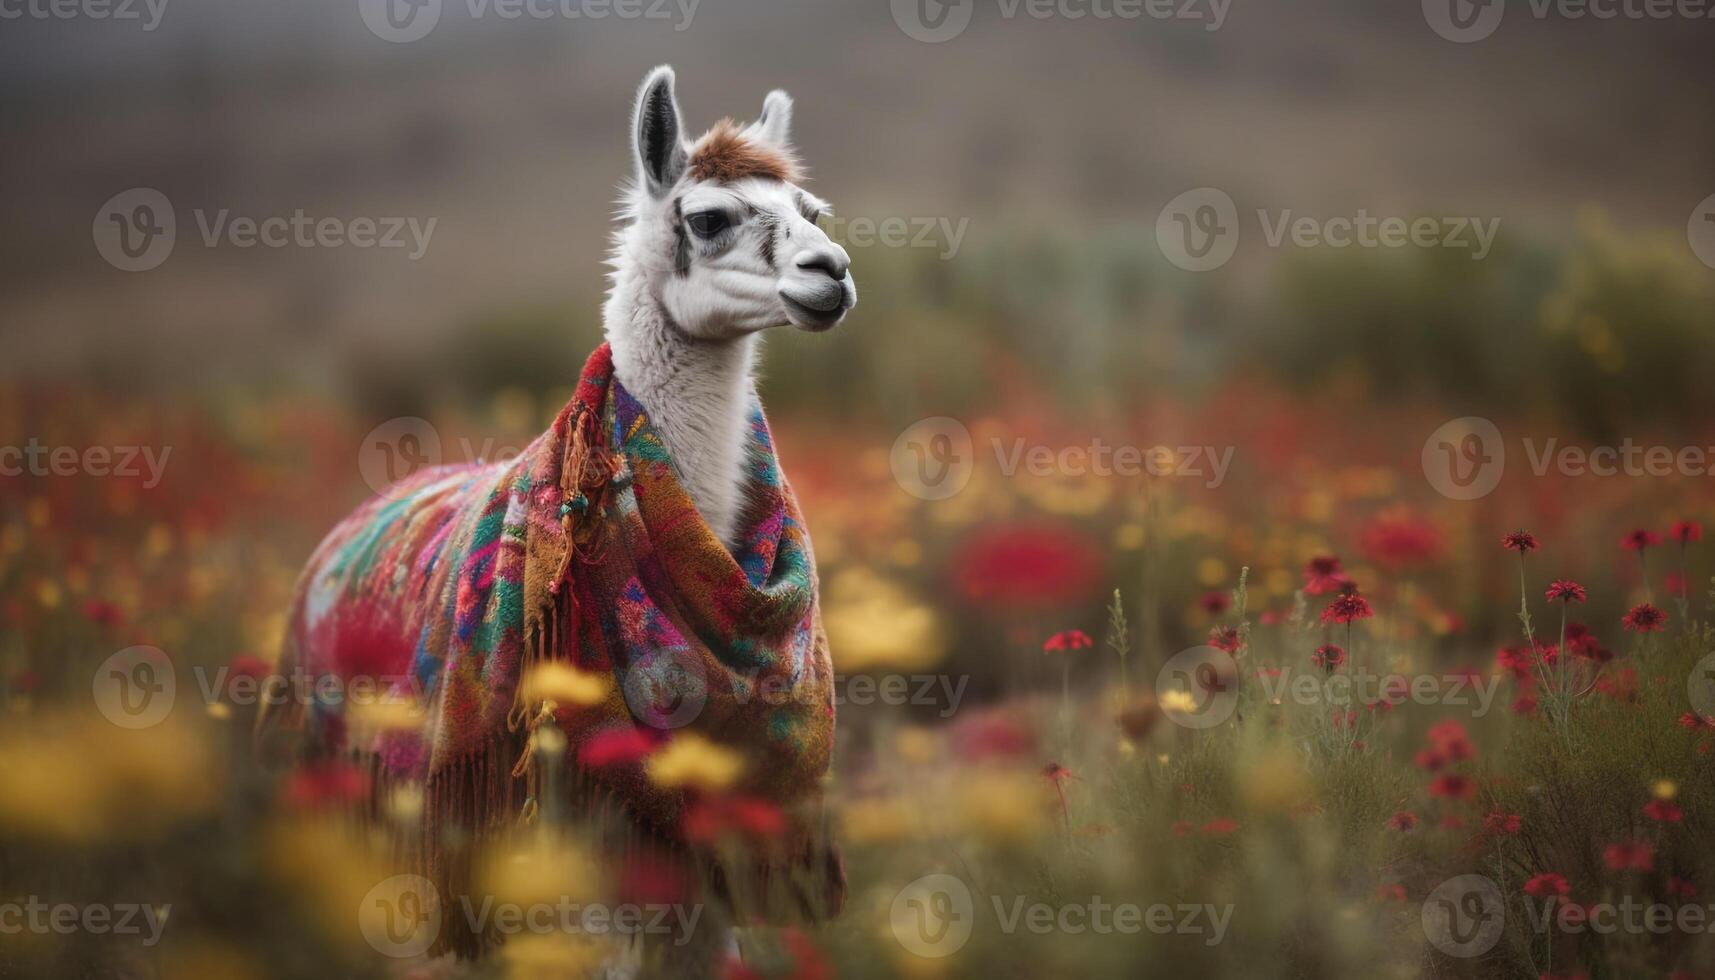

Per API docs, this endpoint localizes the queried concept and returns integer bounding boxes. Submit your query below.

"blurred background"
[6,1,1715,977]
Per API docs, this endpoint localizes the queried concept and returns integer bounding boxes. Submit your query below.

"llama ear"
[633,65,686,198]
[754,89,793,148]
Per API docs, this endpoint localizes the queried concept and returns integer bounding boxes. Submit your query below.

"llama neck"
[603,268,758,550]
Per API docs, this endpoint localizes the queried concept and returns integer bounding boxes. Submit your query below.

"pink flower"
[1524,873,1570,899]
[1622,603,1667,633]
[1673,521,1703,544]
[1544,580,1587,603]
[1321,592,1374,625]
[1302,555,1351,596]
[1502,530,1540,553]
[1603,841,1654,872]
[1623,529,1663,551]
[1042,629,1094,653]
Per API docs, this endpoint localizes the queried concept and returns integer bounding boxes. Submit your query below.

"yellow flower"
[645,733,744,791]
[1159,689,1198,714]
[1653,779,1678,800]
[520,662,611,707]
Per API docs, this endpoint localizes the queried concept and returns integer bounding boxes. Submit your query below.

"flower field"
[4,351,1715,980]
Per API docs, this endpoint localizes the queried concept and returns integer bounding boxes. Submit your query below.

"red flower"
[1523,873,1570,899]
[1302,555,1351,596]
[1502,530,1540,553]
[1496,645,1534,678]
[617,852,689,906]
[951,524,1101,610]
[1207,625,1244,653]
[1623,529,1663,551]
[1311,644,1345,672]
[1360,512,1444,569]
[1622,603,1667,633]
[580,727,661,768]
[1603,841,1654,872]
[1564,622,1611,661]
[1429,773,1474,799]
[1643,799,1683,823]
[952,714,1037,761]
[1200,817,1239,835]
[1544,580,1587,603]
[779,929,833,980]
[1666,571,1688,597]
[1427,720,1476,761]
[1388,811,1418,831]
[1668,876,1698,898]
[1198,591,1232,615]
[1511,693,1539,716]
[1483,811,1521,835]
[1375,883,1408,903]
[683,795,786,844]
[1170,820,1193,837]
[1042,629,1094,653]
[1414,749,1448,772]
[1321,592,1374,625]
[1678,712,1715,731]
[1673,521,1703,544]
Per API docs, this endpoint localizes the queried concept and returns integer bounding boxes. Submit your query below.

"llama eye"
[686,211,731,238]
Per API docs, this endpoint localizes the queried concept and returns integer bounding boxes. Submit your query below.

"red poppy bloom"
[1042,629,1094,653]
[1321,592,1374,625]
[1302,555,1351,596]
[1603,841,1654,872]
[1622,603,1667,633]
[1643,799,1683,823]
[1388,811,1418,831]
[1311,644,1345,672]
[1523,873,1570,899]
[1544,580,1587,603]
[1502,530,1540,553]
[1623,529,1663,551]
[1673,521,1703,544]
[1483,811,1521,835]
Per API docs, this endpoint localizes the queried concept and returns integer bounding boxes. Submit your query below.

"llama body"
[265,67,853,970]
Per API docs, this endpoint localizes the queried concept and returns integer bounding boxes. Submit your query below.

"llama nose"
[794,245,849,281]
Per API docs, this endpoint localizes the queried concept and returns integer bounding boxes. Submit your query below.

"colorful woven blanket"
[275,342,841,949]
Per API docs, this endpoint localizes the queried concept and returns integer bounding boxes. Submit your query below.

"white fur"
[602,66,855,549]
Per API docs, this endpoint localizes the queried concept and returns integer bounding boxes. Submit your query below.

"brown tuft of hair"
[687,119,801,184]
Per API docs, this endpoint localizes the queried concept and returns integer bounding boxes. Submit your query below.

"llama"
[260,66,852,974]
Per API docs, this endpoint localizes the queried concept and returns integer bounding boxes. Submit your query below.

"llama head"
[612,65,856,339]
